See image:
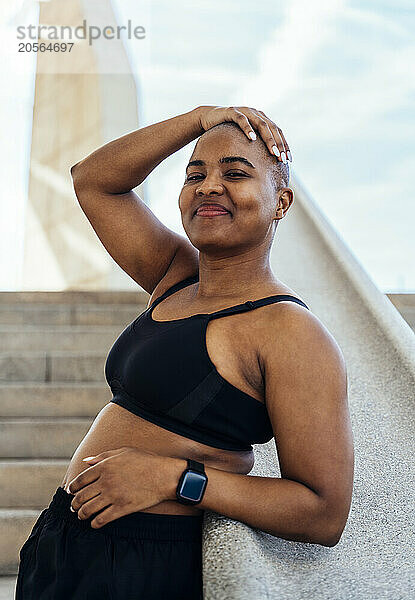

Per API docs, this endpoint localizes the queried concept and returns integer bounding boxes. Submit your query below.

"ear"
[276,187,294,215]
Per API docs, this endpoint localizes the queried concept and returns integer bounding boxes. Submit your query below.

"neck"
[195,245,276,299]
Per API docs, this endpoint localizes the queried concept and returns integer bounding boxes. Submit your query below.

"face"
[179,127,286,256]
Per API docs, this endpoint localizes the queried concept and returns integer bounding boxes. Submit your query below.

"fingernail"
[248,131,256,140]
[82,456,96,461]
[287,151,292,162]
[272,145,280,157]
[70,506,76,512]
[280,151,286,163]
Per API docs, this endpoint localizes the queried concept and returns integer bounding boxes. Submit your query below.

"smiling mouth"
[194,204,231,217]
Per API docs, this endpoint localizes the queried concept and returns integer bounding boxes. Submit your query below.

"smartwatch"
[176,459,208,505]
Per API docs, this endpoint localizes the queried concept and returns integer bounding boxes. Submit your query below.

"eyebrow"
[186,156,256,171]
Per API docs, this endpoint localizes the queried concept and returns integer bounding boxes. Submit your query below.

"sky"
[1,0,414,292]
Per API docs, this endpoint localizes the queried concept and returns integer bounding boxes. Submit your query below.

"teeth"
[198,206,227,211]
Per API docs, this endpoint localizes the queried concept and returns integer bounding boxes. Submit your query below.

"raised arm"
[70,108,204,294]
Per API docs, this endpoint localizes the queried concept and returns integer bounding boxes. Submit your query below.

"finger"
[82,447,129,464]
[90,504,128,529]
[229,108,257,141]
[71,481,103,512]
[68,464,100,494]
[78,494,111,522]
[256,111,288,163]
[258,111,291,161]
[255,117,282,159]
[277,126,292,162]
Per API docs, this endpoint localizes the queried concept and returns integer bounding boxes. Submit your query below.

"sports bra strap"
[206,294,309,320]
[150,274,309,315]
[149,274,198,309]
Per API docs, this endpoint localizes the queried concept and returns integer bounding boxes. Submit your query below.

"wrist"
[190,106,209,136]
[163,456,188,501]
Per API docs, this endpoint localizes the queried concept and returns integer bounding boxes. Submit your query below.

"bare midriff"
[61,401,255,516]
[59,280,298,517]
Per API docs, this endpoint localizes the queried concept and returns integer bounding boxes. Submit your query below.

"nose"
[195,175,224,197]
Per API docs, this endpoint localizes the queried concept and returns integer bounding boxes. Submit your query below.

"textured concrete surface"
[201,175,415,599]
[0,577,15,599]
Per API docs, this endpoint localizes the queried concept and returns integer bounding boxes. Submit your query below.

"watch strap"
[187,459,205,474]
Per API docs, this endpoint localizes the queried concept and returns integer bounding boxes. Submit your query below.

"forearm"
[71,107,203,194]
[166,458,335,546]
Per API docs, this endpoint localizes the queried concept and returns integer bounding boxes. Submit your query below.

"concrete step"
[0,324,128,351]
[0,302,146,327]
[0,382,111,417]
[0,418,92,457]
[399,306,415,330]
[0,576,17,598]
[0,508,44,575]
[0,351,107,382]
[0,291,149,581]
[0,459,68,508]
[386,293,415,331]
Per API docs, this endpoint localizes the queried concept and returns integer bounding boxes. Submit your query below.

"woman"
[16,105,354,599]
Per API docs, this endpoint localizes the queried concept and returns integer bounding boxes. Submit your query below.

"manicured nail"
[280,151,286,163]
[70,506,76,512]
[248,131,256,140]
[82,456,96,461]
[287,150,292,162]
[272,145,280,157]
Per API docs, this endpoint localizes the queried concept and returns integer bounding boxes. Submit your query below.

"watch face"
[178,470,206,502]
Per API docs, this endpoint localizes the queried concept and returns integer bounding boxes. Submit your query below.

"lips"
[194,202,231,217]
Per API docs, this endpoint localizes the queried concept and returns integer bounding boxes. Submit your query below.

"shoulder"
[258,300,346,378]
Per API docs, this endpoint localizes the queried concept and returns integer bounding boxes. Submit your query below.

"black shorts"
[16,485,204,599]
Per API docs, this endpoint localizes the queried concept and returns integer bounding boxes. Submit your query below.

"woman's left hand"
[67,447,180,529]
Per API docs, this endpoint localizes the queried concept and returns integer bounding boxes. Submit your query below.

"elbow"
[70,161,90,196]
[70,161,81,178]
[315,516,346,547]
[319,528,343,547]
[307,526,343,548]
[310,487,352,547]
[306,500,348,547]
[70,162,82,189]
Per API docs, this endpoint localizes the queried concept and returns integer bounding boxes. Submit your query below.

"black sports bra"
[104,274,310,452]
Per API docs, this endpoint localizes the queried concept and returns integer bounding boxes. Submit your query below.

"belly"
[61,402,255,516]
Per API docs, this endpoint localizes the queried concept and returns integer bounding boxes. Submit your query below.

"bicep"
[71,175,198,293]
[263,308,354,533]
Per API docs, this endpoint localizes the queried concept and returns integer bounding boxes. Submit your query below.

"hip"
[16,485,204,600]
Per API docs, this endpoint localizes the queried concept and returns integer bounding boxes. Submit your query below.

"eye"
[186,173,203,181]
[185,171,248,182]
[225,171,247,178]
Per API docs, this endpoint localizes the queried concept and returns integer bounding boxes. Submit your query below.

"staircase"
[0,287,414,599]
[0,290,148,597]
